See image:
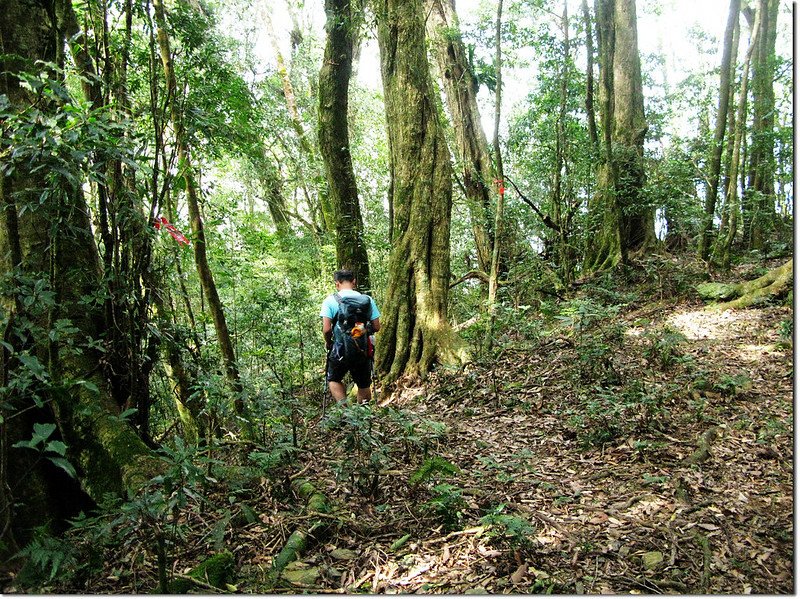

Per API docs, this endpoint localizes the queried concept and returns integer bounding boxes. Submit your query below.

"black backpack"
[331,292,373,362]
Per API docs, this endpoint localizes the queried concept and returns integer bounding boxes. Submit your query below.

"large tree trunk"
[585,0,654,272]
[424,0,494,275]
[698,0,740,261]
[374,0,457,383]
[318,0,372,292]
[0,0,160,556]
[153,0,245,414]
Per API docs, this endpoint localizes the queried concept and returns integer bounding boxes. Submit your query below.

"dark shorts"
[327,352,372,389]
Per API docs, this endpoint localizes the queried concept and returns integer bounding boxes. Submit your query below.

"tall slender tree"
[486,0,505,351]
[153,0,245,413]
[374,0,457,383]
[582,0,599,153]
[424,0,494,275]
[318,0,372,292]
[699,0,740,261]
[715,6,761,267]
[743,0,779,250]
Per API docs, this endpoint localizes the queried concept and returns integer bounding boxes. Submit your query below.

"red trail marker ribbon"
[493,178,505,196]
[154,216,191,245]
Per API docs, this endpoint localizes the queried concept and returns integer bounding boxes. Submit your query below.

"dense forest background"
[0,0,793,593]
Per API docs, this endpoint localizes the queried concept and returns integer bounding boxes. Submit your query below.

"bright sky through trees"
[245,0,791,140]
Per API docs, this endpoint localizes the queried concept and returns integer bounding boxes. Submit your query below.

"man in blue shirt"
[320,270,381,402]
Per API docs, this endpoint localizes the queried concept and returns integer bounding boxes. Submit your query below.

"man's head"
[334,269,356,290]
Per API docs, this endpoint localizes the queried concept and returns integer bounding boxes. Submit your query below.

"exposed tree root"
[697,259,792,309]
[684,426,719,465]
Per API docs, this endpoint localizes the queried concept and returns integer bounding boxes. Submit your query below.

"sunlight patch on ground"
[736,344,778,362]
[666,308,745,341]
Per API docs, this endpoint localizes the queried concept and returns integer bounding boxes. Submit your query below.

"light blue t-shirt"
[320,289,381,321]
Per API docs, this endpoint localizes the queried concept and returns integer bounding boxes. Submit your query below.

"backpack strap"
[332,292,343,325]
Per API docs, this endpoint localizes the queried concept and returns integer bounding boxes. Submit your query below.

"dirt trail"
[264,300,792,594]
[45,288,791,594]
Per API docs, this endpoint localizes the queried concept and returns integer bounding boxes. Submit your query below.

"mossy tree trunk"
[424,0,494,275]
[374,0,457,383]
[584,0,654,272]
[0,0,161,556]
[697,258,791,309]
[318,0,372,292]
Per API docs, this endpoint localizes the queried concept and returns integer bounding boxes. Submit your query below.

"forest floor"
[38,256,793,594]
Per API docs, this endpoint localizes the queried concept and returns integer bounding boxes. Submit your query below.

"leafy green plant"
[713,373,751,396]
[423,483,467,531]
[12,422,77,478]
[111,438,220,592]
[569,381,673,448]
[386,409,448,458]
[13,527,80,590]
[323,403,390,497]
[480,504,534,548]
[410,456,460,486]
[642,326,688,370]
[757,417,787,444]
[777,318,792,348]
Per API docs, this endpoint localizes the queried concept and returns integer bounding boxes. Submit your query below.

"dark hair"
[333,269,356,283]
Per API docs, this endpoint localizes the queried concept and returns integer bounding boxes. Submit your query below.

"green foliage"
[13,527,80,589]
[777,318,792,347]
[479,504,534,548]
[557,296,623,334]
[642,326,689,370]
[12,422,77,479]
[423,483,467,531]
[0,67,142,194]
[249,442,299,479]
[321,403,390,496]
[409,456,460,486]
[757,416,788,445]
[567,380,674,448]
[385,409,448,459]
[713,373,752,397]
[51,438,222,592]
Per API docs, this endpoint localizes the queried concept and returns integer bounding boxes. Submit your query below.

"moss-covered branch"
[268,477,331,585]
[168,551,235,593]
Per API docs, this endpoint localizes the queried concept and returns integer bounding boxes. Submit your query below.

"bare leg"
[328,381,347,401]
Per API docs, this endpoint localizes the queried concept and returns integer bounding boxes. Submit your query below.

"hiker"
[320,269,381,402]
